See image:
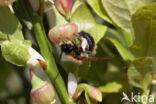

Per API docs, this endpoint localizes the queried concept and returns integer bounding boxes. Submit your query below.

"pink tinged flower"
[72,84,102,102]
[87,86,102,102]
[30,71,55,104]
[55,0,73,18]
[27,47,47,69]
[31,83,55,104]
[48,23,78,44]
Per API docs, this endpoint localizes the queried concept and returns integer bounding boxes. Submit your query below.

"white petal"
[27,47,45,68]
[68,73,77,98]
[29,47,45,61]
[27,58,40,68]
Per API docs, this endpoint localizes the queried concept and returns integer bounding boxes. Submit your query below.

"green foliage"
[71,1,107,44]
[101,0,146,32]
[128,57,154,91]
[61,61,91,78]
[105,29,135,61]
[131,3,156,57]
[53,6,67,26]
[86,0,112,23]
[99,82,122,93]
[0,6,24,45]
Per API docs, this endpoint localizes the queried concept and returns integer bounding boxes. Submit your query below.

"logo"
[121,92,154,103]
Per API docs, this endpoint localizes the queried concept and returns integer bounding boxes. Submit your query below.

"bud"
[55,0,72,19]
[73,84,102,102]
[30,71,55,104]
[0,0,15,6]
[48,23,78,44]
[27,47,47,69]
[87,85,102,102]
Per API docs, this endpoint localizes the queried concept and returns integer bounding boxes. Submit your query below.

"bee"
[60,31,111,64]
[48,23,111,64]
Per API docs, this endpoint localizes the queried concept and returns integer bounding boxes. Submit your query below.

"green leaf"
[126,0,147,14]
[61,61,91,78]
[105,29,135,61]
[61,61,79,77]
[101,0,146,32]
[0,6,24,45]
[0,6,18,34]
[99,82,122,93]
[128,57,154,91]
[71,0,82,13]
[52,6,67,26]
[85,45,108,85]
[86,0,112,23]
[96,24,107,43]
[131,3,156,57]
[71,3,107,44]
[1,40,30,66]
[120,29,134,47]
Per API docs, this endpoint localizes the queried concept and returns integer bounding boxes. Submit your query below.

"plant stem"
[14,0,76,103]
[32,16,75,104]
